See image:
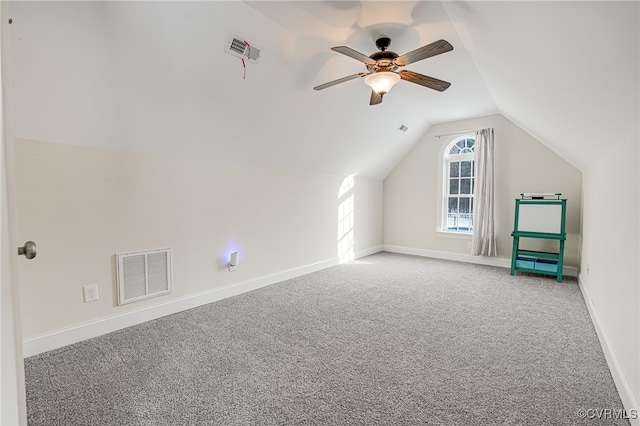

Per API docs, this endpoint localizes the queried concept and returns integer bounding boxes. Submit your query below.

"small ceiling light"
[364,71,401,95]
[399,124,408,133]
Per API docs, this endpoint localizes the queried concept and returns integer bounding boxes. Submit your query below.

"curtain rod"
[435,130,476,138]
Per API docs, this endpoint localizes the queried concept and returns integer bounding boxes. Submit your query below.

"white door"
[0,1,27,424]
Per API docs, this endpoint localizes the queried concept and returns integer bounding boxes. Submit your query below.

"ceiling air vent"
[224,33,262,63]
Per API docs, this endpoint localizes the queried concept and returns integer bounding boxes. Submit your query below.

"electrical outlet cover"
[83,284,99,302]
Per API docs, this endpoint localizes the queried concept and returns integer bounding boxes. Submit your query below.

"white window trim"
[435,230,472,239]
[436,134,476,236]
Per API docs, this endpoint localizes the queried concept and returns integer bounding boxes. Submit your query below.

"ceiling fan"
[313,37,453,105]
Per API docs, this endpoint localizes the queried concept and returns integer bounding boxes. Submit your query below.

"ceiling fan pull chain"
[244,40,251,61]
[241,40,251,80]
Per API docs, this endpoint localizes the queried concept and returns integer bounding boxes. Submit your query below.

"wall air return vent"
[224,33,262,63]
[116,248,172,305]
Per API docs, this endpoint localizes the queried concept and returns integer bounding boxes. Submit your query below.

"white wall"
[9,1,114,148]
[15,139,382,339]
[354,176,383,256]
[383,114,582,266]
[8,0,386,351]
[580,130,640,411]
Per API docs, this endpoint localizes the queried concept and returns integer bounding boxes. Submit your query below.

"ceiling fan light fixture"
[364,71,400,94]
[315,38,453,105]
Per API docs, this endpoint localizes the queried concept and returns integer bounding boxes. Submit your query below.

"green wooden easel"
[510,193,567,282]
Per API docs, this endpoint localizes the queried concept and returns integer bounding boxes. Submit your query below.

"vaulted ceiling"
[8,1,639,180]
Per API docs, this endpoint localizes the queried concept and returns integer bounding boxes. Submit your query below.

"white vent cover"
[116,248,172,305]
[224,33,262,63]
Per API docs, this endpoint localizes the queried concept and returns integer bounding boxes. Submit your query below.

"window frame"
[440,135,476,235]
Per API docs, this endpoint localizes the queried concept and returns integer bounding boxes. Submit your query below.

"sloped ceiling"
[8,1,639,179]
[441,1,639,171]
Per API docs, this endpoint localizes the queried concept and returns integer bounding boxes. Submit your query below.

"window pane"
[460,161,472,177]
[456,140,465,150]
[449,162,459,178]
[459,198,471,231]
[460,178,471,194]
[448,197,458,213]
[449,179,459,195]
[458,215,471,231]
[449,145,460,155]
[468,139,475,150]
[447,197,458,230]
[459,197,470,213]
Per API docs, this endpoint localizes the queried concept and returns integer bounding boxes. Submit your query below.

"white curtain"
[471,128,497,256]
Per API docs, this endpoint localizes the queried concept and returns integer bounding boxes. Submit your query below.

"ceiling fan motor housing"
[367,50,399,72]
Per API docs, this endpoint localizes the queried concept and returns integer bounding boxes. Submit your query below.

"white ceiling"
[8,1,639,179]
[441,1,639,171]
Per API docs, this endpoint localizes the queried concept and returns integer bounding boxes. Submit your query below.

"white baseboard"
[382,244,578,277]
[578,273,640,425]
[23,256,341,357]
[355,245,383,259]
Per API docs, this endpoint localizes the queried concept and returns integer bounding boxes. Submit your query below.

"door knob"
[18,241,37,259]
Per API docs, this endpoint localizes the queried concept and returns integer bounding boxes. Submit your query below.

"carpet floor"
[24,252,629,425]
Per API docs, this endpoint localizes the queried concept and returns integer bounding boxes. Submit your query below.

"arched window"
[443,136,475,232]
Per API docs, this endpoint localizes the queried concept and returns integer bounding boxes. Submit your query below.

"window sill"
[435,231,472,240]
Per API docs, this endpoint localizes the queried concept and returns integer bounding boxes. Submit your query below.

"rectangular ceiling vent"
[224,33,262,63]
[116,248,172,305]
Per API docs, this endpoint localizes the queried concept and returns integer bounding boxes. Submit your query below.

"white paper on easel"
[518,204,562,233]
[521,192,558,198]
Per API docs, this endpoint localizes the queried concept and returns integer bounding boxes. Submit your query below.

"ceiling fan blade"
[331,46,377,65]
[369,90,383,106]
[313,72,369,91]
[395,39,453,67]
[399,70,451,92]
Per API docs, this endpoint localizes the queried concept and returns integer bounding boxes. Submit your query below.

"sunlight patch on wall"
[338,174,355,198]
[338,174,355,263]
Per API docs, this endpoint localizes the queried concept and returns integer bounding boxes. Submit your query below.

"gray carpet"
[25,252,628,425]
